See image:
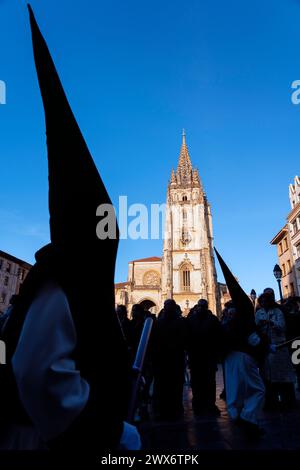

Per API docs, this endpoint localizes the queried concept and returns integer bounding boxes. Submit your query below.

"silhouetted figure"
[129,304,154,421]
[152,299,187,420]
[175,304,183,318]
[157,308,164,319]
[283,296,300,389]
[222,304,266,438]
[0,6,140,452]
[186,305,197,318]
[214,249,267,439]
[262,287,286,313]
[283,296,300,341]
[116,305,132,346]
[219,300,234,400]
[130,304,147,355]
[256,293,295,409]
[186,299,222,416]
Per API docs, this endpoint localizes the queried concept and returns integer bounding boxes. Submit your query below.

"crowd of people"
[116,290,300,439]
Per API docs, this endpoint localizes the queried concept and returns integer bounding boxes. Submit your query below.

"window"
[183,209,187,222]
[0,292,6,303]
[284,285,289,297]
[284,238,288,251]
[292,220,298,235]
[287,260,291,273]
[182,195,187,202]
[282,263,286,277]
[17,268,25,281]
[279,242,283,255]
[296,244,300,260]
[290,283,295,296]
[182,269,191,291]
[4,276,9,287]
[6,263,11,273]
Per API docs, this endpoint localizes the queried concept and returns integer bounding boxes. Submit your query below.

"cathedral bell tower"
[161,131,220,315]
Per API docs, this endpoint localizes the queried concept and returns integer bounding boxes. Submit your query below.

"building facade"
[115,133,222,316]
[115,257,162,314]
[270,225,297,298]
[0,250,32,314]
[271,176,300,297]
[288,176,300,295]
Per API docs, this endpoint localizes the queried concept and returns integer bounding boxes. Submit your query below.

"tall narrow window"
[182,269,190,291]
[284,285,288,297]
[293,220,298,235]
[17,268,25,281]
[282,263,286,277]
[183,209,187,222]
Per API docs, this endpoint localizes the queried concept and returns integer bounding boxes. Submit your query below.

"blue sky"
[0,0,300,296]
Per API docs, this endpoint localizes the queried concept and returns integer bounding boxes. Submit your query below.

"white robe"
[1,280,141,450]
[225,351,265,425]
[1,281,90,450]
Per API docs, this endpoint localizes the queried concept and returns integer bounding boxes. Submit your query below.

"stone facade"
[288,176,300,295]
[271,175,300,297]
[270,225,297,298]
[115,257,162,315]
[0,250,32,314]
[115,133,223,316]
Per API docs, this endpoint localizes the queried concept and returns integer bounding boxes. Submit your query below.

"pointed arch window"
[182,195,188,202]
[180,258,193,292]
[182,269,190,291]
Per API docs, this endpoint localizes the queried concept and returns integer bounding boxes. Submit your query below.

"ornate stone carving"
[181,229,191,245]
[143,270,160,286]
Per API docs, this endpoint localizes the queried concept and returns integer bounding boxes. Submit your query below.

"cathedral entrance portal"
[139,299,157,314]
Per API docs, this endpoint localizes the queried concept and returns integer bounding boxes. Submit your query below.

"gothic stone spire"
[176,130,192,186]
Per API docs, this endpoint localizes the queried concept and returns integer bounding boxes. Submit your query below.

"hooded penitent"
[2,5,130,450]
[214,248,255,326]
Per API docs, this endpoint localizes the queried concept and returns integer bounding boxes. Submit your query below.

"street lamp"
[273,264,283,303]
[250,289,256,306]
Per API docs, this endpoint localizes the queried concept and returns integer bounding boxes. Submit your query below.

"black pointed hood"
[25,6,130,447]
[28,4,118,263]
[214,248,254,320]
